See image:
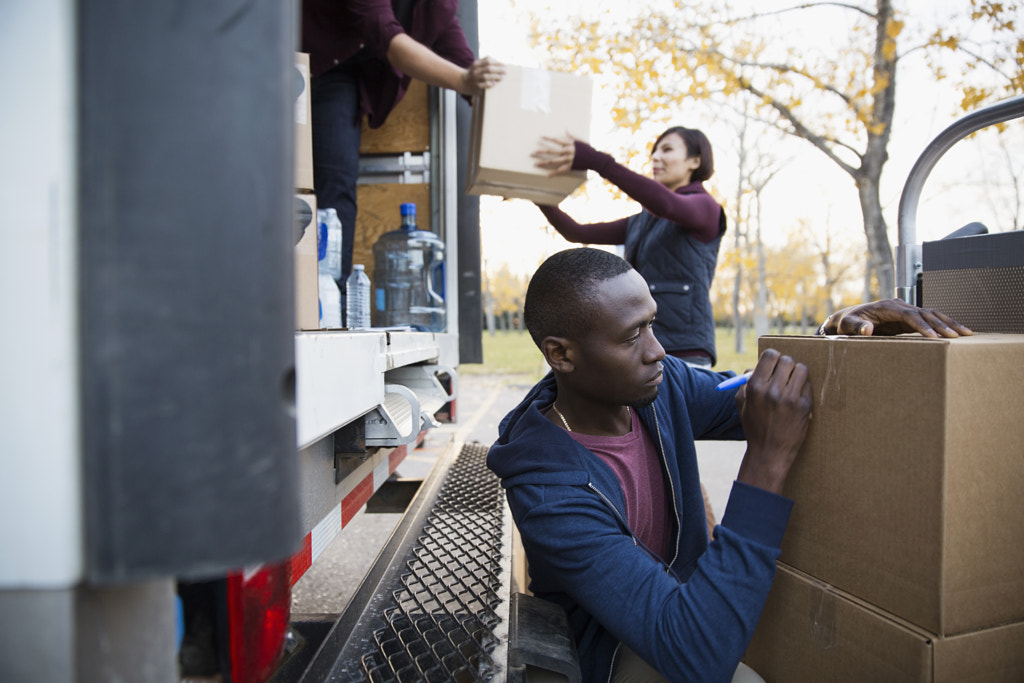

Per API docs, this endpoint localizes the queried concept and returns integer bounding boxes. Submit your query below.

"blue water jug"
[372,203,446,331]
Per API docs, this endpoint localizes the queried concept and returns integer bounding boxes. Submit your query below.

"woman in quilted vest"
[532,127,726,367]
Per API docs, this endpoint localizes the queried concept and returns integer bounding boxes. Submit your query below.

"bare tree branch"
[738,79,862,175]
[692,1,876,31]
[716,53,865,119]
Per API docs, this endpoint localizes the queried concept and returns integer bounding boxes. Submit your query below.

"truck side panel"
[77,0,302,581]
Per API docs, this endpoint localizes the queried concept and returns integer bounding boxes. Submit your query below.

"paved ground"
[290,372,745,615]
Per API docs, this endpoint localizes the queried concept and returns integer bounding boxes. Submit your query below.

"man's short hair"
[523,247,634,348]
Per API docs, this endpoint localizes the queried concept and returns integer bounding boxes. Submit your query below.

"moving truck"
[2,3,558,682]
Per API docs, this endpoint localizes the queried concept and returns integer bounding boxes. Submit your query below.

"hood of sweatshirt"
[487,372,596,487]
[487,358,744,492]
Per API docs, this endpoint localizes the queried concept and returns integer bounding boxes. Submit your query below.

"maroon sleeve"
[346,0,405,58]
[572,142,723,243]
[349,0,474,69]
[424,2,475,68]
[536,205,628,245]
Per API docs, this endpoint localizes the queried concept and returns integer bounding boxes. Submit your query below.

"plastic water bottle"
[316,209,342,328]
[317,208,343,284]
[318,274,342,328]
[372,203,446,331]
[345,264,371,329]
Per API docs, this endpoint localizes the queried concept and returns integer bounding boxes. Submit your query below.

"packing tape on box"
[820,339,849,410]
[520,67,552,115]
[809,580,838,650]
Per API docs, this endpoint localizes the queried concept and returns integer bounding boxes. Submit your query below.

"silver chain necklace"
[551,403,630,433]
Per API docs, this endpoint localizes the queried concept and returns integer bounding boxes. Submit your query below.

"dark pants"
[310,65,361,289]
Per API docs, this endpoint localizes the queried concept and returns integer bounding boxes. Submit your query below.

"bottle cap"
[353,264,364,271]
[400,203,416,217]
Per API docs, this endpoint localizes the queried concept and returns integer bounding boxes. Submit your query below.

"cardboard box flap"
[746,563,933,681]
[746,562,1024,682]
[932,621,1024,683]
[469,167,584,204]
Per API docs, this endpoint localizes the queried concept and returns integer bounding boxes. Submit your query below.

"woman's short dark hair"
[523,248,633,348]
[653,126,715,182]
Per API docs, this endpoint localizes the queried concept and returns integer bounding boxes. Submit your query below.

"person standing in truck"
[302,0,505,284]
[488,247,971,682]
[531,126,725,367]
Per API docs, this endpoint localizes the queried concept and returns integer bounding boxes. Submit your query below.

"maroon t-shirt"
[564,409,673,561]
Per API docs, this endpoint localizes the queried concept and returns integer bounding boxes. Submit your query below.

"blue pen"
[715,370,753,391]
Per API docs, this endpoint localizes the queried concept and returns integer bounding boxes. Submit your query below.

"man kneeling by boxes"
[487,248,971,683]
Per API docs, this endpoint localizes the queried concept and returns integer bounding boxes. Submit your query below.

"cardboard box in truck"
[295,52,314,192]
[294,193,318,330]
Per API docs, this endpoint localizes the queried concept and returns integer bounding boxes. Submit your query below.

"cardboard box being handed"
[467,65,593,204]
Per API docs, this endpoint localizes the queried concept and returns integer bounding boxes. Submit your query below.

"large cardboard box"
[744,563,1024,682]
[757,333,1024,635]
[294,193,318,330]
[467,65,592,204]
[294,53,314,192]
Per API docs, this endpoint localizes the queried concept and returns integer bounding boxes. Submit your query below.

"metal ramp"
[294,442,518,682]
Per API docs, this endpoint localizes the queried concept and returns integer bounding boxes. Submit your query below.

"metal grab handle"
[364,384,422,447]
[434,364,457,401]
[896,93,1024,301]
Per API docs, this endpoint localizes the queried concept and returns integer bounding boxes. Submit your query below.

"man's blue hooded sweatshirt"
[487,357,793,683]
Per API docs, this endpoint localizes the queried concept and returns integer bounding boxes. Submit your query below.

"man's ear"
[540,336,575,374]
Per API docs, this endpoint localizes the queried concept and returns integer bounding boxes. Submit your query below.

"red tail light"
[226,560,291,683]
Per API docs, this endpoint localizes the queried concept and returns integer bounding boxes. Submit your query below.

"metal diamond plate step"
[297,441,513,683]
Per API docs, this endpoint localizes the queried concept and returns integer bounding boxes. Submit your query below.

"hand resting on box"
[819,299,972,338]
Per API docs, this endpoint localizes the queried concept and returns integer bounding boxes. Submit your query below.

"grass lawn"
[714,328,761,374]
[459,330,549,381]
[461,327,766,381]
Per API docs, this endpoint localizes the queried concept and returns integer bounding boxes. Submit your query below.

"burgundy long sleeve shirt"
[537,141,723,245]
[302,0,475,127]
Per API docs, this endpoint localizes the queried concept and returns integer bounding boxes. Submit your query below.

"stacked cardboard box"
[745,333,1024,682]
[466,65,592,204]
[294,53,314,194]
[293,52,319,330]
[747,564,1024,681]
[293,192,318,331]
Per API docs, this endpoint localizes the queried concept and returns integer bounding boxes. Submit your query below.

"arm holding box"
[531,137,722,250]
[535,205,628,244]
[386,34,504,96]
